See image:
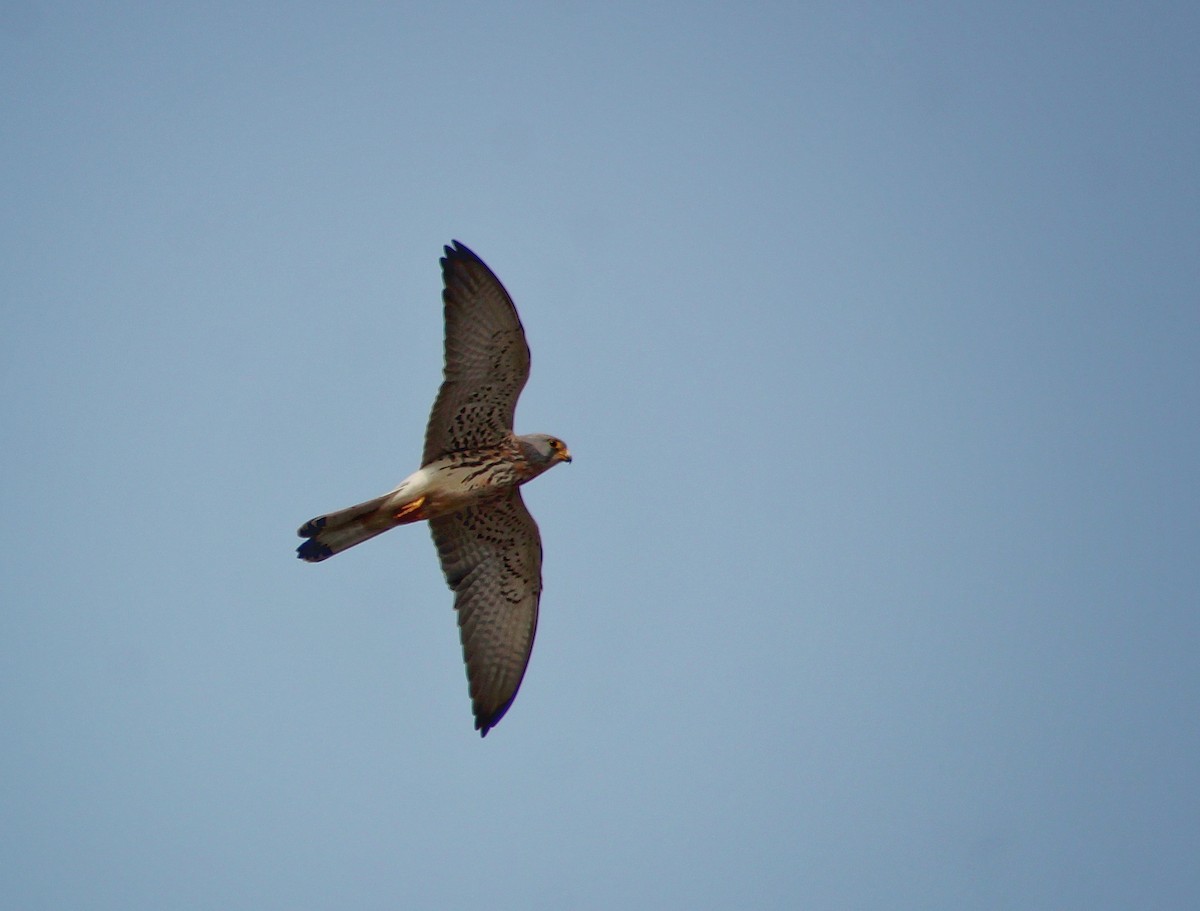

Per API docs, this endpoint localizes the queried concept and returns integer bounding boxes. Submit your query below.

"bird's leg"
[393,496,428,524]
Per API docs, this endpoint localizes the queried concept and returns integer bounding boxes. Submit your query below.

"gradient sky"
[3,3,1198,909]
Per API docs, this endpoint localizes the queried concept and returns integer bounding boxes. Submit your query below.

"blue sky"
[3,3,1197,908]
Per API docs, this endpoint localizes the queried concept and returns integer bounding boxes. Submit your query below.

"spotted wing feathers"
[423,241,531,465]
[428,490,543,736]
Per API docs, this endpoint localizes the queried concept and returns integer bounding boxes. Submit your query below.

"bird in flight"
[296,241,571,736]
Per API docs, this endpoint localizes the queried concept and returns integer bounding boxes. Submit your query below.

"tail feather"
[296,494,398,562]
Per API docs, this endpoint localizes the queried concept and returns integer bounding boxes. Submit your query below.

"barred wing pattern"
[429,491,543,736]
[423,242,531,465]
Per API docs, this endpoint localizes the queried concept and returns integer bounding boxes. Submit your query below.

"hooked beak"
[559,448,573,464]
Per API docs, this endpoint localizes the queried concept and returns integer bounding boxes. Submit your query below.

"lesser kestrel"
[296,241,571,736]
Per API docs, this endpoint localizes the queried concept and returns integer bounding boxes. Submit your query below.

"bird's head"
[519,434,573,469]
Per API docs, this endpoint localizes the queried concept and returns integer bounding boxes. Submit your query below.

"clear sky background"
[3,3,1197,909]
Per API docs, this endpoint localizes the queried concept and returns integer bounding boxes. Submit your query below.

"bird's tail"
[296,493,401,562]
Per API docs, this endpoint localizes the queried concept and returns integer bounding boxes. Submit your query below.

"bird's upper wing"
[423,241,531,465]
[428,490,542,736]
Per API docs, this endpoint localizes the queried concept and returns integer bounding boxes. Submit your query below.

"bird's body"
[296,241,570,736]
[297,436,565,561]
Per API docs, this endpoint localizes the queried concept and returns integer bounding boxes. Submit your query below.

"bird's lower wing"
[428,490,543,736]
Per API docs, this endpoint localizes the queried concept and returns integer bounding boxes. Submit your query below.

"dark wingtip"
[474,695,518,738]
[442,239,481,267]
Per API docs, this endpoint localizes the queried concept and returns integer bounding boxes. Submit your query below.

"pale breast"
[420,446,526,512]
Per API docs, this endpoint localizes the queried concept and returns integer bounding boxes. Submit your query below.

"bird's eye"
[550,439,561,450]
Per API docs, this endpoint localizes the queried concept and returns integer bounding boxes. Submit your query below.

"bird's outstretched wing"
[423,241,531,465]
[428,490,542,736]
